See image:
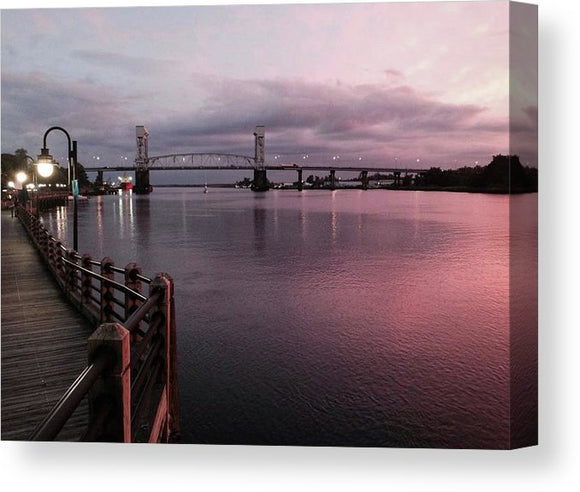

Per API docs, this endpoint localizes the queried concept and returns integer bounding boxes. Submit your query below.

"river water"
[42,188,537,448]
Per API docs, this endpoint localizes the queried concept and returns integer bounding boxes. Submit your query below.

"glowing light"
[37,162,54,178]
[16,171,27,184]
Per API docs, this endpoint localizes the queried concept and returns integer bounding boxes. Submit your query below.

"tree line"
[411,155,537,192]
[1,148,91,191]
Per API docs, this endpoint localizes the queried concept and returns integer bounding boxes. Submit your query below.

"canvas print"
[1,1,537,449]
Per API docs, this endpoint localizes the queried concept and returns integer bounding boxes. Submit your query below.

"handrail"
[30,349,113,441]
[16,204,180,443]
[123,290,162,332]
[16,206,150,325]
[110,264,153,283]
[135,273,153,284]
[131,314,163,368]
[61,257,149,303]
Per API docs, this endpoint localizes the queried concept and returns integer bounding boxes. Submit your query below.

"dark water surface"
[43,188,537,448]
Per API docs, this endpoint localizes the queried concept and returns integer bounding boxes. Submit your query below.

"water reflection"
[55,205,66,241]
[116,192,135,241]
[128,194,134,233]
[135,196,151,241]
[96,195,104,243]
[118,194,125,237]
[330,211,338,243]
[180,195,188,236]
[299,193,307,239]
[300,210,307,239]
[49,188,534,448]
[253,205,266,253]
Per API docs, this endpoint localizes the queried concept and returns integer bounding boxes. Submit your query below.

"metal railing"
[16,206,180,443]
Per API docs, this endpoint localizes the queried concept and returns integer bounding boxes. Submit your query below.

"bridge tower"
[360,170,369,190]
[252,125,269,192]
[329,169,337,190]
[135,126,152,194]
[95,170,104,188]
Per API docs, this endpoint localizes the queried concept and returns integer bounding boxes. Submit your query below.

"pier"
[1,207,180,442]
[1,211,93,440]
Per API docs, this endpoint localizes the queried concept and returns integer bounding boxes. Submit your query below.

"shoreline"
[151,183,538,195]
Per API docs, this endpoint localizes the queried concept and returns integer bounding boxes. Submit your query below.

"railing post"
[87,323,131,442]
[19,206,27,230]
[31,214,37,239]
[47,236,55,270]
[100,257,115,323]
[39,228,49,259]
[150,274,180,442]
[66,249,79,297]
[81,255,93,306]
[34,215,42,244]
[55,241,65,279]
[124,263,143,331]
[29,212,39,244]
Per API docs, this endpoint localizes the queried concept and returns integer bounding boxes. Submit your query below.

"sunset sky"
[1,1,537,170]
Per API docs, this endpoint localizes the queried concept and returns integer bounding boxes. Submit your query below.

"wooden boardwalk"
[1,210,95,441]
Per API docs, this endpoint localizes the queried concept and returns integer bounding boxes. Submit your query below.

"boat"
[119,173,133,191]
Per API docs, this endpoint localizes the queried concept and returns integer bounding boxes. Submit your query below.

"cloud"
[523,105,538,126]
[1,69,528,168]
[509,105,537,166]
[71,50,175,75]
[143,75,495,166]
[384,69,404,79]
[1,71,135,158]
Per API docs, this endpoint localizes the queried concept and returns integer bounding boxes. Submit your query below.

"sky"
[1,0,538,172]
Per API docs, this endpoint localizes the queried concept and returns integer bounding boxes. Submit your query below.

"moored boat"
[119,173,133,191]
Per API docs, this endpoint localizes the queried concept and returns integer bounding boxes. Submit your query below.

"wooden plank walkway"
[1,210,96,441]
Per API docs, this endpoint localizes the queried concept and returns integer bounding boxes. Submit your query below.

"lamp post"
[15,171,28,207]
[24,154,55,218]
[23,155,36,215]
[37,126,79,252]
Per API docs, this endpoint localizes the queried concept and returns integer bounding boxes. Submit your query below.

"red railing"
[16,206,180,443]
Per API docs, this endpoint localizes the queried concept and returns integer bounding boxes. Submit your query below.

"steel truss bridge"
[83,125,426,192]
[84,153,424,175]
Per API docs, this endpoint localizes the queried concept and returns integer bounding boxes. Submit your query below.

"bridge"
[84,125,425,192]
[1,205,180,442]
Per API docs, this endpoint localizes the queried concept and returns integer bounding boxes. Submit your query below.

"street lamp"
[16,171,28,183]
[24,154,55,218]
[38,126,79,252]
[13,171,28,210]
[16,171,28,186]
[37,162,54,178]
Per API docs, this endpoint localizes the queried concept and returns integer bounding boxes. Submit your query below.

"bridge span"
[85,125,425,192]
